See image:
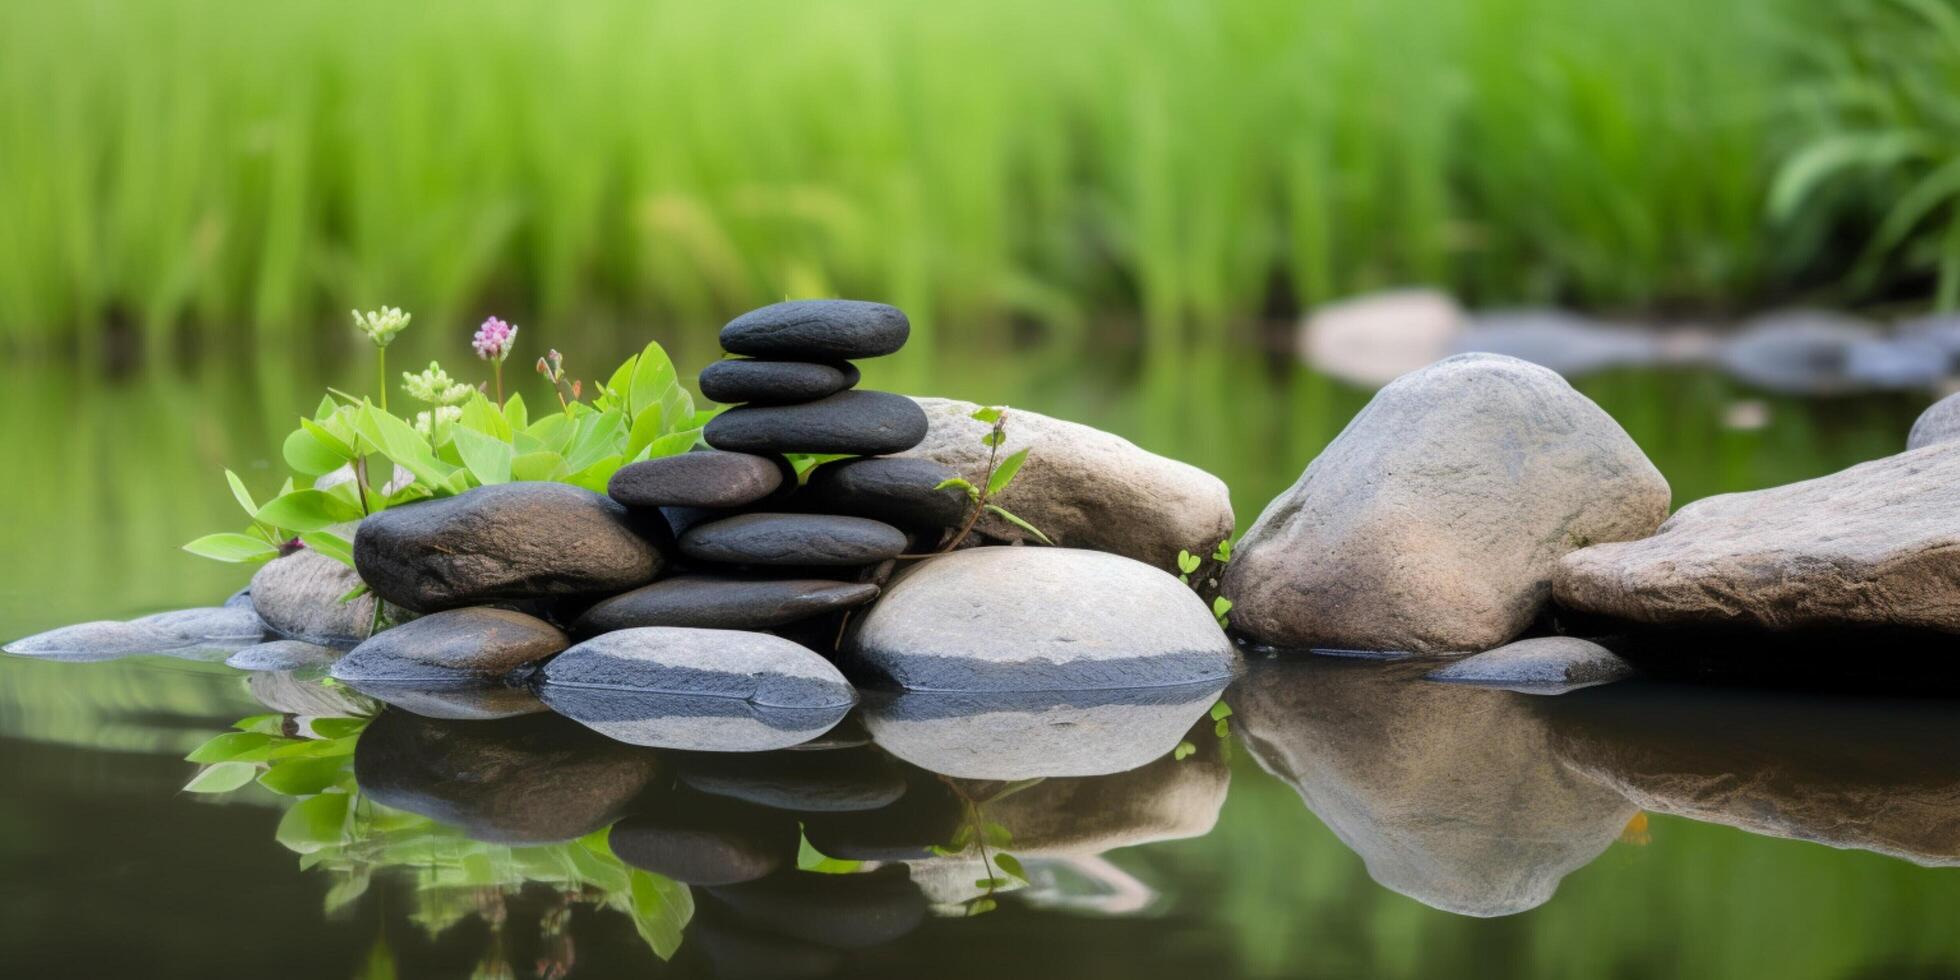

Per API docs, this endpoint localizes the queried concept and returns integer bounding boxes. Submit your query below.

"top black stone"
[719,300,910,360]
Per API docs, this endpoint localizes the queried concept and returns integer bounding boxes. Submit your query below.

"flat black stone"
[608,450,787,509]
[719,300,910,360]
[700,359,861,406]
[330,607,568,685]
[574,575,880,635]
[610,791,801,885]
[803,457,967,529]
[681,513,908,567]
[676,747,908,813]
[704,390,929,456]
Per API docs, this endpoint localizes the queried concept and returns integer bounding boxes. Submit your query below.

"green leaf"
[353,403,454,490]
[564,409,628,474]
[1177,550,1201,574]
[451,425,514,485]
[981,430,1004,448]
[503,392,529,430]
[643,428,699,460]
[225,470,259,519]
[183,532,279,563]
[186,731,278,763]
[526,411,577,453]
[258,755,347,796]
[934,477,975,493]
[987,447,1030,496]
[511,451,565,482]
[1215,717,1232,738]
[1209,700,1234,721]
[1768,132,1930,222]
[256,489,364,532]
[974,877,1010,889]
[283,426,347,476]
[1211,596,1234,618]
[628,341,680,422]
[275,791,352,854]
[1212,538,1233,563]
[336,583,369,604]
[623,870,694,960]
[985,504,1056,546]
[1173,740,1197,761]
[796,832,866,874]
[564,453,625,493]
[183,762,258,793]
[310,717,369,739]
[966,897,997,917]
[624,400,666,459]
[299,530,356,567]
[233,713,284,734]
[458,392,512,442]
[993,852,1028,883]
[970,406,1003,424]
[982,821,1013,848]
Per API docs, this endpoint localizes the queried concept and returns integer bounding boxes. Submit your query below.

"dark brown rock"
[330,607,567,685]
[704,391,929,456]
[611,791,801,885]
[681,513,908,567]
[608,450,788,509]
[700,359,861,405]
[802,457,967,529]
[574,575,880,635]
[718,300,910,360]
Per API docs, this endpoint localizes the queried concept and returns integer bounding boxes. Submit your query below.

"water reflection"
[1233,655,1638,917]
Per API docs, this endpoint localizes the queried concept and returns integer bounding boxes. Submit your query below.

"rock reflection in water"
[859,679,1228,780]
[1234,656,1637,917]
[352,709,658,844]
[537,684,853,752]
[1539,683,1960,867]
[341,680,550,720]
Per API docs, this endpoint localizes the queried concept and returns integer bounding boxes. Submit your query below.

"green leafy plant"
[185,308,712,570]
[1177,538,1235,629]
[931,406,1053,552]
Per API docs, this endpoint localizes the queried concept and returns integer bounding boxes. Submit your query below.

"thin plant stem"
[492,361,504,408]
[375,347,388,412]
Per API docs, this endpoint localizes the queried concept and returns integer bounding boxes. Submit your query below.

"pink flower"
[473,317,518,362]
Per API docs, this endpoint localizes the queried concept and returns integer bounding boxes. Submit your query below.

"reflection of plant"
[929,777,1038,917]
[184,713,693,968]
[1178,538,1235,630]
[184,316,711,571]
[1174,701,1234,762]
[931,406,1053,552]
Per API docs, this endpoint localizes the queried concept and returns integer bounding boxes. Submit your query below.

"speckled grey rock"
[1225,354,1670,655]
[540,627,857,710]
[574,575,880,635]
[861,681,1226,780]
[1424,637,1634,694]
[5,605,266,662]
[608,451,788,509]
[353,483,666,612]
[252,549,377,646]
[699,359,860,405]
[677,748,908,813]
[1555,440,1960,632]
[331,608,568,685]
[898,398,1233,569]
[353,709,658,844]
[719,300,910,360]
[1235,657,1637,917]
[1542,684,1960,867]
[610,793,801,885]
[705,390,929,456]
[850,547,1235,692]
[226,639,340,672]
[1908,392,1960,450]
[802,457,967,529]
[680,513,907,567]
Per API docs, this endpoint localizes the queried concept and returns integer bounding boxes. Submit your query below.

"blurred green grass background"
[3,0,1956,364]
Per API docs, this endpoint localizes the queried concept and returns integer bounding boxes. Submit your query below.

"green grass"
[0,0,1936,363]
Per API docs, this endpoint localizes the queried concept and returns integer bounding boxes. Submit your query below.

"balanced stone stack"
[589,300,964,640]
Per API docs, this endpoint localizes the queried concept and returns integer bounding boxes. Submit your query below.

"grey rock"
[226,639,340,672]
[677,748,908,813]
[1542,684,1960,867]
[1555,440,1960,632]
[1907,392,1960,450]
[252,549,377,646]
[1717,310,1884,395]
[331,608,568,685]
[681,513,907,567]
[705,390,929,456]
[707,865,927,950]
[1296,288,1465,387]
[608,450,788,509]
[540,627,857,710]
[861,680,1226,780]
[574,575,879,635]
[611,793,801,885]
[353,709,658,844]
[1224,354,1670,654]
[246,670,377,717]
[1847,334,1952,389]
[1452,309,1665,377]
[898,398,1233,569]
[699,358,860,405]
[353,483,666,612]
[801,457,967,529]
[346,682,550,721]
[5,605,265,662]
[1424,636,1634,694]
[850,547,1236,692]
[540,686,852,752]
[1235,656,1637,917]
[719,299,911,360]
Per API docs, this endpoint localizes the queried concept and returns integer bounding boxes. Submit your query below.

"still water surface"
[2,344,1956,978]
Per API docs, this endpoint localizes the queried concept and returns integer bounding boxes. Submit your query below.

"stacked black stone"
[596,300,963,640]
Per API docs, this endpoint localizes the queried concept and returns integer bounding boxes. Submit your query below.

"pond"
[3,345,1957,978]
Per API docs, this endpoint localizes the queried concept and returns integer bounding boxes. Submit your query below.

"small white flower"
[401,362,475,406]
[352,306,412,347]
[412,405,464,436]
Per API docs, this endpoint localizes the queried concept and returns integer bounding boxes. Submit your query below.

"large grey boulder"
[353,483,666,613]
[849,547,1235,693]
[1555,441,1960,632]
[1224,354,1670,654]
[252,548,376,646]
[1541,684,1960,867]
[1907,392,1960,450]
[1234,657,1638,917]
[897,398,1233,570]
